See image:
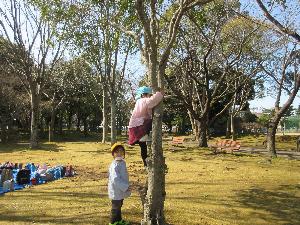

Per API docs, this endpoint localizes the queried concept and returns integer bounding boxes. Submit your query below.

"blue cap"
[135,86,152,100]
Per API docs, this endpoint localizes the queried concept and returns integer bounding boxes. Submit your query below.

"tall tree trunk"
[49,109,56,142]
[30,88,40,149]
[194,120,199,141]
[187,110,196,138]
[142,60,166,223]
[110,94,117,144]
[231,113,236,141]
[40,116,44,134]
[68,110,72,130]
[143,101,165,225]
[0,122,7,143]
[266,119,279,157]
[58,111,63,135]
[266,75,300,157]
[76,116,80,131]
[83,117,88,137]
[102,88,109,143]
[226,115,231,138]
[198,118,208,147]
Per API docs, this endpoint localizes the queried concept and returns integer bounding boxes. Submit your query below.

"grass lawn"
[0,138,300,225]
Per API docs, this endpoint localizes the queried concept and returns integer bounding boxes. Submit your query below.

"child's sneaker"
[108,222,119,225]
[119,220,130,225]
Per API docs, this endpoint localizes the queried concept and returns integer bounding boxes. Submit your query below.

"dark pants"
[138,142,148,166]
[111,199,123,223]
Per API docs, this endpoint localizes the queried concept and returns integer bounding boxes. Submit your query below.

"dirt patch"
[75,166,107,180]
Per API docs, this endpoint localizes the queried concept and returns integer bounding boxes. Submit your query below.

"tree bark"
[67,110,72,130]
[110,94,117,144]
[198,117,208,147]
[187,110,198,140]
[266,119,279,157]
[102,87,109,143]
[226,115,231,139]
[142,50,166,225]
[83,117,88,137]
[49,109,56,142]
[58,111,63,135]
[266,86,300,157]
[143,102,166,225]
[0,122,7,143]
[231,113,236,141]
[30,85,40,149]
[76,116,80,131]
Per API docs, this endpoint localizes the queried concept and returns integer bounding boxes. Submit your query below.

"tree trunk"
[0,122,7,143]
[142,102,166,225]
[266,119,280,157]
[83,117,88,137]
[58,111,63,135]
[231,113,236,141]
[110,94,117,144]
[225,115,231,138]
[198,118,208,147]
[76,116,80,131]
[102,88,109,143]
[49,109,56,142]
[40,116,44,134]
[194,120,199,141]
[267,122,277,157]
[68,110,72,130]
[30,89,40,149]
[141,52,166,223]
[188,111,197,139]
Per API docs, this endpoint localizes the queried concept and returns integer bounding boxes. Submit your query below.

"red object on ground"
[31,178,37,185]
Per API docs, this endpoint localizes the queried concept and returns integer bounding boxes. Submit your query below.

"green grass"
[0,139,300,225]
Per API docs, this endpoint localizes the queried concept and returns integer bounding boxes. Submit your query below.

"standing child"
[128,86,164,167]
[108,143,131,225]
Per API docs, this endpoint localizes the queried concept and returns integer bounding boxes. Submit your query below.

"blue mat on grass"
[0,183,25,195]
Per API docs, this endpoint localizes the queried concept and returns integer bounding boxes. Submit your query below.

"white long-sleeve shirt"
[108,158,131,200]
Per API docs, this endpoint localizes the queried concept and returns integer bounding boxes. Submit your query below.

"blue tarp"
[0,183,25,195]
[0,163,66,196]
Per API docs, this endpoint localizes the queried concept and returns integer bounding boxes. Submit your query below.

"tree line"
[0,0,299,155]
[1,0,299,224]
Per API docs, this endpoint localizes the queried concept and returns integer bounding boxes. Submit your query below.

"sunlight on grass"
[0,139,300,225]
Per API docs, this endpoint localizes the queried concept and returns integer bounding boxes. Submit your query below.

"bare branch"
[256,0,300,43]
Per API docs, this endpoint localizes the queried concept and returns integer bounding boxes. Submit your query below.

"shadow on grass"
[236,185,300,224]
[1,186,143,224]
[0,209,111,225]
[0,142,61,153]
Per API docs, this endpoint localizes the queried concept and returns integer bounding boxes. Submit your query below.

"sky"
[240,0,300,112]
[1,0,299,113]
[125,0,300,113]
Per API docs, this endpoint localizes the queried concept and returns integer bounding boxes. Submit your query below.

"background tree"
[255,0,300,43]
[260,38,300,157]
[30,0,136,144]
[0,0,65,148]
[166,3,262,146]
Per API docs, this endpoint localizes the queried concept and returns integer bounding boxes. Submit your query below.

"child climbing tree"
[28,0,214,223]
[116,0,214,224]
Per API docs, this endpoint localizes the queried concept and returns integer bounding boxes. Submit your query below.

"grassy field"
[0,136,300,225]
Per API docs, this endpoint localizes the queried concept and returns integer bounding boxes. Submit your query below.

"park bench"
[168,136,186,152]
[210,139,241,154]
[171,136,185,145]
